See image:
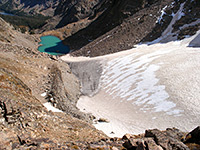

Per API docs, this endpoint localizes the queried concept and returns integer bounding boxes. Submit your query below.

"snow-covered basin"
[61,31,200,137]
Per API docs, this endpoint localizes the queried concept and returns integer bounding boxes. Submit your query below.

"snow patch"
[156,5,167,24]
[147,2,186,44]
[43,102,63,113]
[41,92,47,97]
[101,48,182,115]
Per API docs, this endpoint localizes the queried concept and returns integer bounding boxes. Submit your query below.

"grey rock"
[145,129,189,150]
[144,138,163,150]
[48,64,92,121]
[68,60,102,96]
[123,138,163,150]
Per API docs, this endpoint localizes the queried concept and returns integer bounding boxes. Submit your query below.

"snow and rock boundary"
[61,31,200,137]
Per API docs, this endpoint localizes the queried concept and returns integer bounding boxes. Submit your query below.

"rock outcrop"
[47,63,94,121]
[68,60,103,96]
[122,127,200,150]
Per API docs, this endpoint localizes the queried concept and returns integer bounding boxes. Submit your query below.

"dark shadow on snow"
[188,33,200,48]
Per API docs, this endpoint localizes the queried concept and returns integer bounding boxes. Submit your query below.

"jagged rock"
[184,126,200,144]
[123,134,135,140]
[145,128,189,150]
[98,118,110,123]
[123,138,143,149]
[136,140,146,150]
[122,134,143,140]
[144,138,163,150]
[165,128,186,141]
[123,137,163,150]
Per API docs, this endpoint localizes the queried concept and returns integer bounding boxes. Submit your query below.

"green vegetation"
[0,1,50,33]
[0,14,50,33]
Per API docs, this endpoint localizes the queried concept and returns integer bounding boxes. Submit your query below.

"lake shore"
[38,35,70,55]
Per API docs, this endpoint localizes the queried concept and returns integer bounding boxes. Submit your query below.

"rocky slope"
[38,0,109,36]
[62,0,199,57]
[54,0,108,28]
[63,0,167,52]
[0,17,108,149]
[0,0,60,16]
[42,0,166,41]
[2,0,199,51]
[39,0,164,38]
[0,17,94,121]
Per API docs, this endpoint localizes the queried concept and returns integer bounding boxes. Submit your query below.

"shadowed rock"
[145,128,189,150]
[68,60,103,96]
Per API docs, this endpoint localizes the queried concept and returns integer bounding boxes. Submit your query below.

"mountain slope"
[0,17,107,149]
[39,0,110,33]
[66,0,200,57]
[0,0,60,16]
[61,0,170,52]
[40,0,169,41]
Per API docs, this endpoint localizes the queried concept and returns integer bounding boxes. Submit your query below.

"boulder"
[184,126,200,144]
[123,137,163,150]
[145,129,189,150]
[144,138,163,150]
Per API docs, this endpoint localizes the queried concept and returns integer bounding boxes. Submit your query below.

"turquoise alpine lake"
[38,35,70,55]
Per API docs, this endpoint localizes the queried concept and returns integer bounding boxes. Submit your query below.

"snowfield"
[61,31,200,137]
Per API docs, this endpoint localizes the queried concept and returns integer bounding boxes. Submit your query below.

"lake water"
[38,35,70,55]
[0,12,15,16]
